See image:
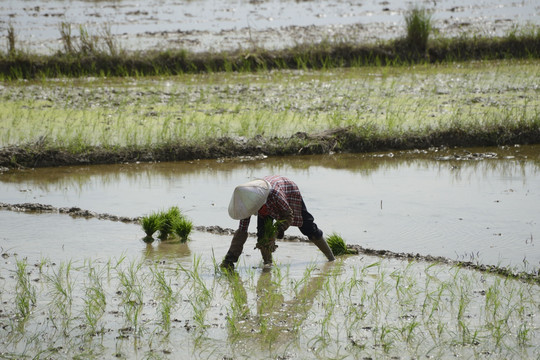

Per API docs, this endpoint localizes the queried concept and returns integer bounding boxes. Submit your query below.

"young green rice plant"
[44,261,74,333]
[117,260,145,334]
[178,255,213,332]
[326,233,354,256]
[78,25,99,56]
[254,218,281,261]
[99,23,120,57]
[83,262,107,335]
[14,258,37,322]
[151,264,176,332]
[158,206,180,240]
[223,271,250,338]
[261,218,278,244]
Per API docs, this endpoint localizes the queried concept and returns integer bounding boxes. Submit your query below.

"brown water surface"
[1,145,539,271]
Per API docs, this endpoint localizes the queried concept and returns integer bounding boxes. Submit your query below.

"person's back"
[221,175,335,270]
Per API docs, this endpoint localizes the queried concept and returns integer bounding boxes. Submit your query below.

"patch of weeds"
[404,5,433,54]
[7,23,16,56]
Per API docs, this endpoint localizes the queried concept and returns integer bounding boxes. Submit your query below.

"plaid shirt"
[238,175,304,232]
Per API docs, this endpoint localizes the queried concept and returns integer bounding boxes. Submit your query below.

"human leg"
[221,229,249,270]
[298,201,335,261]
[256,216,278,266]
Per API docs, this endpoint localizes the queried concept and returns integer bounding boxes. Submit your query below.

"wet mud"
[2,201,538,285]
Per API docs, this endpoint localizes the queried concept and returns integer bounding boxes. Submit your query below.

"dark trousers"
[257,200,323,240]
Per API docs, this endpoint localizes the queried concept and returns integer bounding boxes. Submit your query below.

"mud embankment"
[2,201,538,285]
[2,125,540,169]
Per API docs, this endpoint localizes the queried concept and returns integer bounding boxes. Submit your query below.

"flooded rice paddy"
[2,0,540,54]
[2,1,540,358]
[1,147,540,359]
[1,61,539,358]
[2,61,539,149]
[2,146,539,272]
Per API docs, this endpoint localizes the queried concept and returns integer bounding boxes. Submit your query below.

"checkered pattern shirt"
[238,175,304,232]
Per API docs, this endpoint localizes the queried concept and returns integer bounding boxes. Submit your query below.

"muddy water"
[1,145,539,271]
[2,0,539,54]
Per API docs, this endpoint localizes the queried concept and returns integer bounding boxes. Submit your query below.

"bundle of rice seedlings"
[173,216,193,243]
[141,212,162,238]
[326,233,354,256]
[158,207,181,240]
[141,206,193,242]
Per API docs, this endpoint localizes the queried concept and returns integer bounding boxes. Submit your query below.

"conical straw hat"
[228,179,271,220]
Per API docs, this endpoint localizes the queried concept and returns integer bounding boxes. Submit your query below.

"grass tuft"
[404,5,433,54]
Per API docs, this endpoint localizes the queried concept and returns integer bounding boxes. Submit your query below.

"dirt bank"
[2,124,539,169]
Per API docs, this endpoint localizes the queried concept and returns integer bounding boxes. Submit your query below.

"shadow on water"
[1,145,539,271]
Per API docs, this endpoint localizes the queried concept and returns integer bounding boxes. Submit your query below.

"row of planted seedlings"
[1,59,538,159]
[1,232,538,359]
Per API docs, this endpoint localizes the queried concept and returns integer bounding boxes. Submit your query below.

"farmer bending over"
[221,175,335,270]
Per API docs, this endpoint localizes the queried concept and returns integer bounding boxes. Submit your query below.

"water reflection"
[2,146,538,194]
[224,261,336,353]
[143,241,192,262]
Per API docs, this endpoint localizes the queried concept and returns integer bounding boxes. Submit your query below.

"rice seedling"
[59,22,75,54]
[0,251,538,359]
[140,206,192,242]
[14,258,36,322]
[326,232,354,256]
[222,271,250,338]
[116,260,145,334]
[141,212,162,240]
[44,261,75,333]
[83,261,107,335]
[259,218,278,247]
[151,264,177,332]
[172,216,193,243]
[178,255,214,332]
